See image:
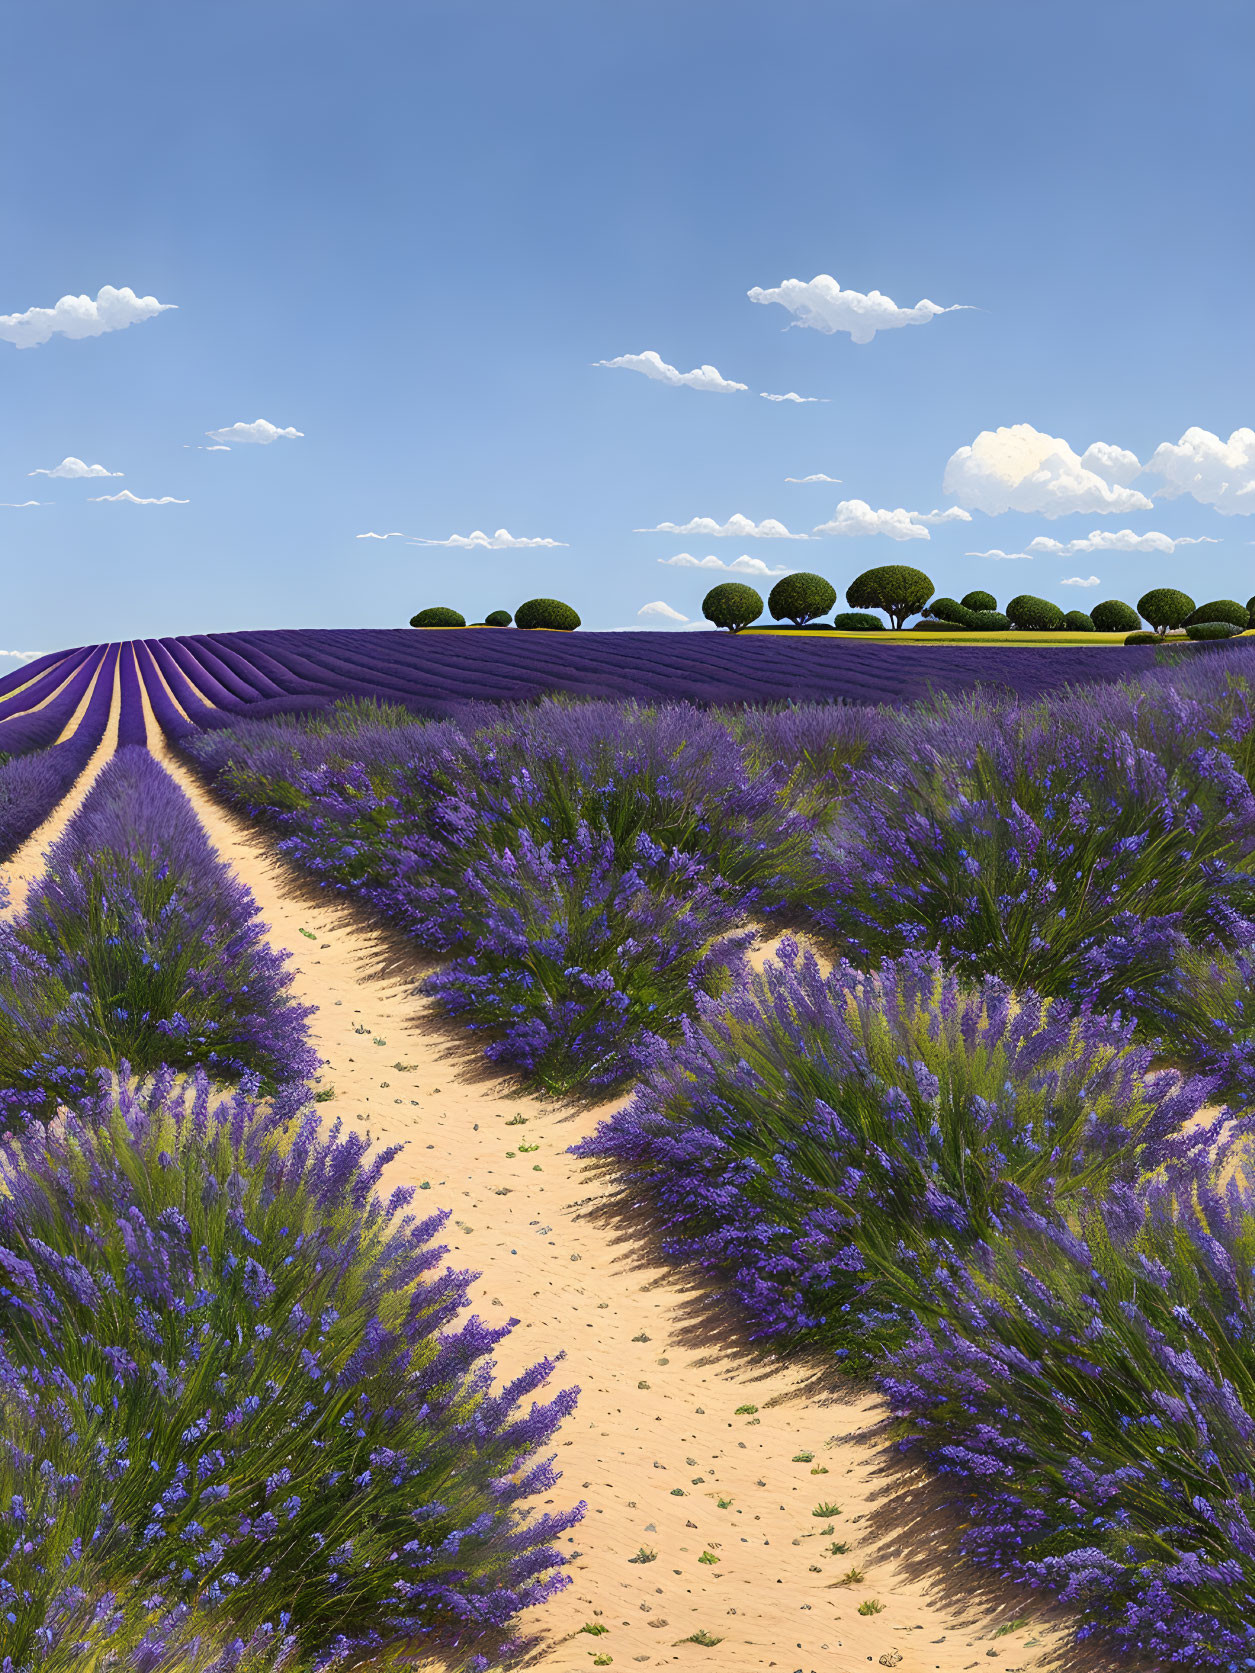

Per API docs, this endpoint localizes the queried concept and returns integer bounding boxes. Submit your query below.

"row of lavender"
[0,751,580,1670]
[182,660,1255,1667]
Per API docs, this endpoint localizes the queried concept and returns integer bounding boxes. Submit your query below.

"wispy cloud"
[1024,529,1218,557]
[0,650,44,660]
[785,473,842,483]
[408,528,567,549]
[594,350,747,393]
[205,419,303,445]
[748,273,970,343]
[1,501,46,508]
[1061,575,1102,587]
[943,424,1152,517]
[0,284,175,349]
[811,499,936,541]
[912,506,972,525]
[759,391,826,403]
[29,456,121,479]
[356,531,408,540]
[967,548,1034,560]
[638,600,690,622]
[658,552,793,576]
[636,513,806,539]
[89,490,189,505]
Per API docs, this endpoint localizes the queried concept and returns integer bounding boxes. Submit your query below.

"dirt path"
[122,714,1080,1673]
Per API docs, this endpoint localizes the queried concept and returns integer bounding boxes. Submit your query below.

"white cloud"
[785,473,842,483]
[0,284,175,350]
[658,552,793,576]
[1023,529,1219,557]
[1145,427,1255,514]
[760,391,826,403]
[942,424,1154,518]
[205,419,303,445]
[29,456,121,479]
[89,490,189,505]
[911,506,973,526]
[811,499,931,541]
[594,350,747,393]
[1,501,46,508]
[1079,442,1144,486]
[967,548,1034,560]
[636,513,806,539]
[409,528,568,549]
[356,531,408,540]
[1061,575,1102,588]
[0,650,43,660]
[747,273,969,344]
[638,601,690,622]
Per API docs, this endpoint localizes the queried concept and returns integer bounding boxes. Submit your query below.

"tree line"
[701,568,1254,641]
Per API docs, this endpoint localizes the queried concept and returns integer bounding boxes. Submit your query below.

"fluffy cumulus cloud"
[1145,427,1255,514]
[1023,529,1218,557]
[409,528,567,549]
[636,513,806,539]
[1061,575,1102,587]
[88,490,189,505]
[205,419,303,445]
[810,499,936,541]
[594,350,747,393]
[747,274,969,344]
[786,473,842,483]
[29,456,121,479]
[943,425,1154,517]
[0,284,175,349]
[658,552,793,576]
[637,600,689,622]
[760,391,826,403]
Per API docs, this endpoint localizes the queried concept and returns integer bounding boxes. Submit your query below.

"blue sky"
[2,0,1252,655]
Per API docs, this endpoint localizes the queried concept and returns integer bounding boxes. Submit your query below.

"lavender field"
[5,628,1255,1668]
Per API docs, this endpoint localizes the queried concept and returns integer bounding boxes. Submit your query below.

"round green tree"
[923,596,972,625]
[484,609,513,627]
[969,610,1010,630]
[767,571,838,626]
[702,582,764,632]
[1137,587,1195,638]
[515,597,581,630]
[845,565,934,630]
[830,611,884,632]
[410,606,466,628]
[1063,610,1096,631]
[1186,620,1243,641]
[1186,598,1249,630]
[960,590,997,613]
[1090,598,1141,633]
[1006,594,1065,631]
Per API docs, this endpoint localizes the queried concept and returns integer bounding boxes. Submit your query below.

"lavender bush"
[0,749,316,1123]
[0,1069,582,1669]
[880,1123,1255,1667]
[813,686,1255,1032]
[575,941,1214,1364]
[424,824,751,1091]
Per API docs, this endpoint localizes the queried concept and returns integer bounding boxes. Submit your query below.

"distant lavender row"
[0,644,116,859]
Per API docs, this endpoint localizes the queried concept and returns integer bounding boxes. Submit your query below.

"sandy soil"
[6,676,1113,1673]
